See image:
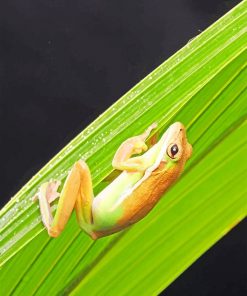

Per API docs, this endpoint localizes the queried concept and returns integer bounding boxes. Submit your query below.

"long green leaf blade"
[1,1,246,295]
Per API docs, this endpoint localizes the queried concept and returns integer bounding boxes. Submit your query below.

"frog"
[33,122,192,239]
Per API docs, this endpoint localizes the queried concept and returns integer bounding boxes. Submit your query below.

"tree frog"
[33,122,192,239]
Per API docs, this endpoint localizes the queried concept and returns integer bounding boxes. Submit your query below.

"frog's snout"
[186,143,193,160]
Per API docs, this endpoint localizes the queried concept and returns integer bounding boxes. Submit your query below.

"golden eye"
[167,144,179,159]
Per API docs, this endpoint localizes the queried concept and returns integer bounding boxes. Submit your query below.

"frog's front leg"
[112,123,157,172]
[33,160,94,237]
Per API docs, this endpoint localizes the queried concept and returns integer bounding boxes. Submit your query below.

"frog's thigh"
[74,160,94,227]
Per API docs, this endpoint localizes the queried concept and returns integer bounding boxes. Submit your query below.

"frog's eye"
[167,144,180,159]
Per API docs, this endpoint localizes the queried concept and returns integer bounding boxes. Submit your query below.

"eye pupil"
[171,144,179,156]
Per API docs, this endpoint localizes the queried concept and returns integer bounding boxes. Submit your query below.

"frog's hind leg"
[33,160,94,237]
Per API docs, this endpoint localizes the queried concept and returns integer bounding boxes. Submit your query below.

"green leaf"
[1,1,247,295]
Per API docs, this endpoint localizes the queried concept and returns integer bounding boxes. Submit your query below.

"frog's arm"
[112,123,157,171]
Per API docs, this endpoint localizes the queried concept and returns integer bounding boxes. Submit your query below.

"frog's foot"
[32,180,61,231]
[45,181,61,203]
[32,180,61,204]
[32,180,60,229]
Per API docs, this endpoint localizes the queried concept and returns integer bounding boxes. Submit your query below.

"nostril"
[180,129,183,132]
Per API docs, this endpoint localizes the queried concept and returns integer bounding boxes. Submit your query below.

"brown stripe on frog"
[116,159,185,227]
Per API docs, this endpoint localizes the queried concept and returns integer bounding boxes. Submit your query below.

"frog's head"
[164,122,192,164]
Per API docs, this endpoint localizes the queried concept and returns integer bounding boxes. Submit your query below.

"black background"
[0,1,246,295]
